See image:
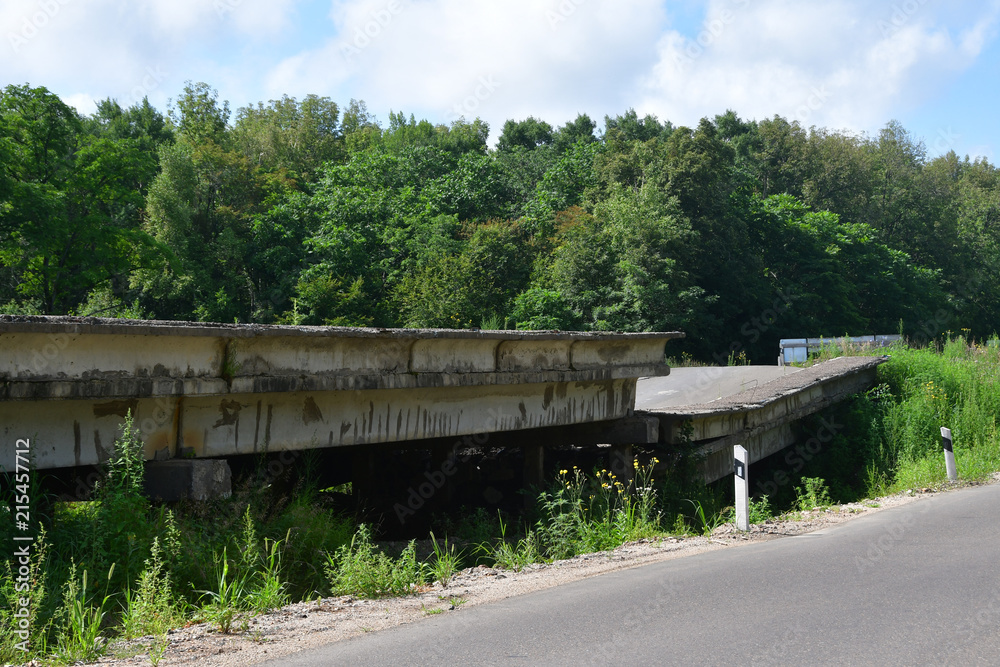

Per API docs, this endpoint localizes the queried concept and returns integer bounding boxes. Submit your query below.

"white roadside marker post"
[941,427,957,482]
[734,445,749,531]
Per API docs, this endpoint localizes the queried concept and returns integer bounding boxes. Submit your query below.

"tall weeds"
[324,524,423,598]
[530,460,662,561]
[876,335,1000,491]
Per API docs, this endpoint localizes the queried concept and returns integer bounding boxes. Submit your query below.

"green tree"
[0,85,164,314]
[169,81,231,145]
[497,117,553,152]
[86,97,174,147]
[232,94,343,182]
[542,185,700,332]
[395,220,534,328]
[553,113,597,153]
[603,109,672,143]
[137,134,278,322]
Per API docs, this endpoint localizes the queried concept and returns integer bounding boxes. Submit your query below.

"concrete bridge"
[0,316,681,486]
[0,316,886,507]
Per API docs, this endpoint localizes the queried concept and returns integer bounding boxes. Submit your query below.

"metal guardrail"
[778,335,902,365]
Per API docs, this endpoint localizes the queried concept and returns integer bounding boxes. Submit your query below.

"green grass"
[52,563,114,663]
[794,477,833,511]
[877,336,1000,493]
[722,495,774,526]
[427,532,463,588]
[324,524,424,598]
[753,334,1000,506]
[482,514,541,571]
[120,538,185,639]
[0,414,358,662]
[196,548,248,634]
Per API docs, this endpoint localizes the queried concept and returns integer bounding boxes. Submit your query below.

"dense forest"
[1,81,997,361]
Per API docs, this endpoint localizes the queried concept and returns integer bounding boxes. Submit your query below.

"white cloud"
[266,0,666,134]
[1,0,997,158]
[638,0,999,132]
[1,0,303,116]
[63,92,98,115]
[139,0,300,38]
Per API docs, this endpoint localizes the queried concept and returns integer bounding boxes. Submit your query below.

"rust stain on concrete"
[74,420,81,467]
[94,429,110,462]
[93,399,139,418]
[303,396,324,425]
[181,430,204,456]
[213,399,243,428]
[253,400,262,453]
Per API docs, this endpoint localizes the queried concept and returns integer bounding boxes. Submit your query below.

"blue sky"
[3,0,998,160]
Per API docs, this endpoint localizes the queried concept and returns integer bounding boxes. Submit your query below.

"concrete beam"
[0,317,681,470]
[562,416,660,446]
[0,317,682,399]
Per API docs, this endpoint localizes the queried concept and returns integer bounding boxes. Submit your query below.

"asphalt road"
[635,365,802,410]
[267,483,1000,666]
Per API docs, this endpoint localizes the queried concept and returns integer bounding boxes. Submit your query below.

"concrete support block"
[609,444,635,485]
[352,448,377,506]
[523,443,545,503]
[430,444,456,504]
[144,459,232,501]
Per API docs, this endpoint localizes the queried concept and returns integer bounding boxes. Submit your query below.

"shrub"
[325,525,423,598]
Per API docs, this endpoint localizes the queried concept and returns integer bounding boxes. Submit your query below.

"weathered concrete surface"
[639,357,887,482]
[0,316,682,470]
[635,366,803,411]
[144,459,232,501]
